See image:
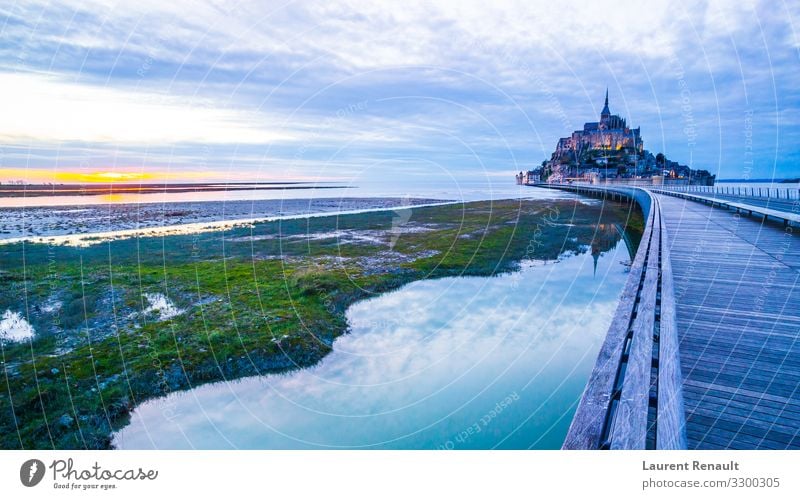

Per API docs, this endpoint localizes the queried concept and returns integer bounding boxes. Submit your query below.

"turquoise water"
[113,235,632,449]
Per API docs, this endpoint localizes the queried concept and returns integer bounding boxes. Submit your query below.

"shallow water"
[113,237,631,449]
[0,179,557,208]
[0,181,583,245]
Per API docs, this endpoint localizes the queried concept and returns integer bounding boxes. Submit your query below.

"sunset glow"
[0,168,158,184]
[0,168,330,185]
[54,171,154,183]
[0,168,224,184]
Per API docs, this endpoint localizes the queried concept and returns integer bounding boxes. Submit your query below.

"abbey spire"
[600,88,610,119]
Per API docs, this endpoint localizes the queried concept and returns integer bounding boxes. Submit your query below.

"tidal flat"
[0,198,642,449]
[0,196,442,240]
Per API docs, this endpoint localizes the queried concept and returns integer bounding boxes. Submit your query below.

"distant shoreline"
[0,182,351,197]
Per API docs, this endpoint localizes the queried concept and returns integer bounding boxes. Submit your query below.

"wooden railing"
[532,184,687,450]
[650,188,800,227]
[656,184,800,200]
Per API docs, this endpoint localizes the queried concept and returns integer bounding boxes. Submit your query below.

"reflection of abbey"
[517,90,715,186]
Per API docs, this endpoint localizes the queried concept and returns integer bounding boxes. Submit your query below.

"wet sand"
[0,197,450,243]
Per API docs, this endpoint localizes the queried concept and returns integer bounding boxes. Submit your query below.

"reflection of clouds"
[114,240,628,449]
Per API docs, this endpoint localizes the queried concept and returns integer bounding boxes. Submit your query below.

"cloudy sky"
[0,0,798,184]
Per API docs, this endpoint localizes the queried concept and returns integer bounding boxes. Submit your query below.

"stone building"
[552,90,643,163]
[534,89,714,185]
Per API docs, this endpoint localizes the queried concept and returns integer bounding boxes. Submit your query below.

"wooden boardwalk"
[537,183,800,449]
[655,193,800,449]
[559,185,686,450]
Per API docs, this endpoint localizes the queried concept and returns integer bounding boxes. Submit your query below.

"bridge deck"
[656,193,800,449]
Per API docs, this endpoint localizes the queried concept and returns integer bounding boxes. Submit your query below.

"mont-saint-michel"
[517,91,715,186]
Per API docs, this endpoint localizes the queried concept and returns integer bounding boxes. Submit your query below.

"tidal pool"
[113,237,631,449]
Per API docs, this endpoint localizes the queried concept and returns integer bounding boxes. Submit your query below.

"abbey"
[552,90,643,162]
[517,90,715,186]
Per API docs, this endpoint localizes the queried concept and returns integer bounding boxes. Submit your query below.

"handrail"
[655,184,800,200]
[650,188,799,227]
[531,184,687,449]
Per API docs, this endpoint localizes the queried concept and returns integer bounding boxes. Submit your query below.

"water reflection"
[113,233,631,449]
[0,180,575,208]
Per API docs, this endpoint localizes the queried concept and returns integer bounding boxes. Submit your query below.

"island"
[516,90,715,186]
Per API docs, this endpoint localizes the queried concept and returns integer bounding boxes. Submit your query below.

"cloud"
[1,1,702,80]
[0,72,298,144]
[0,0,797,179]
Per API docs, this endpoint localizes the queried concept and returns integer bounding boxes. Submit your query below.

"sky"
[0,0,798,184]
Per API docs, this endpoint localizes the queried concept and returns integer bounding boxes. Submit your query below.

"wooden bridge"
[533,184,800,450]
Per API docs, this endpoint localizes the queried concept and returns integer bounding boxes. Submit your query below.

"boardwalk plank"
[659,192,800,449]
